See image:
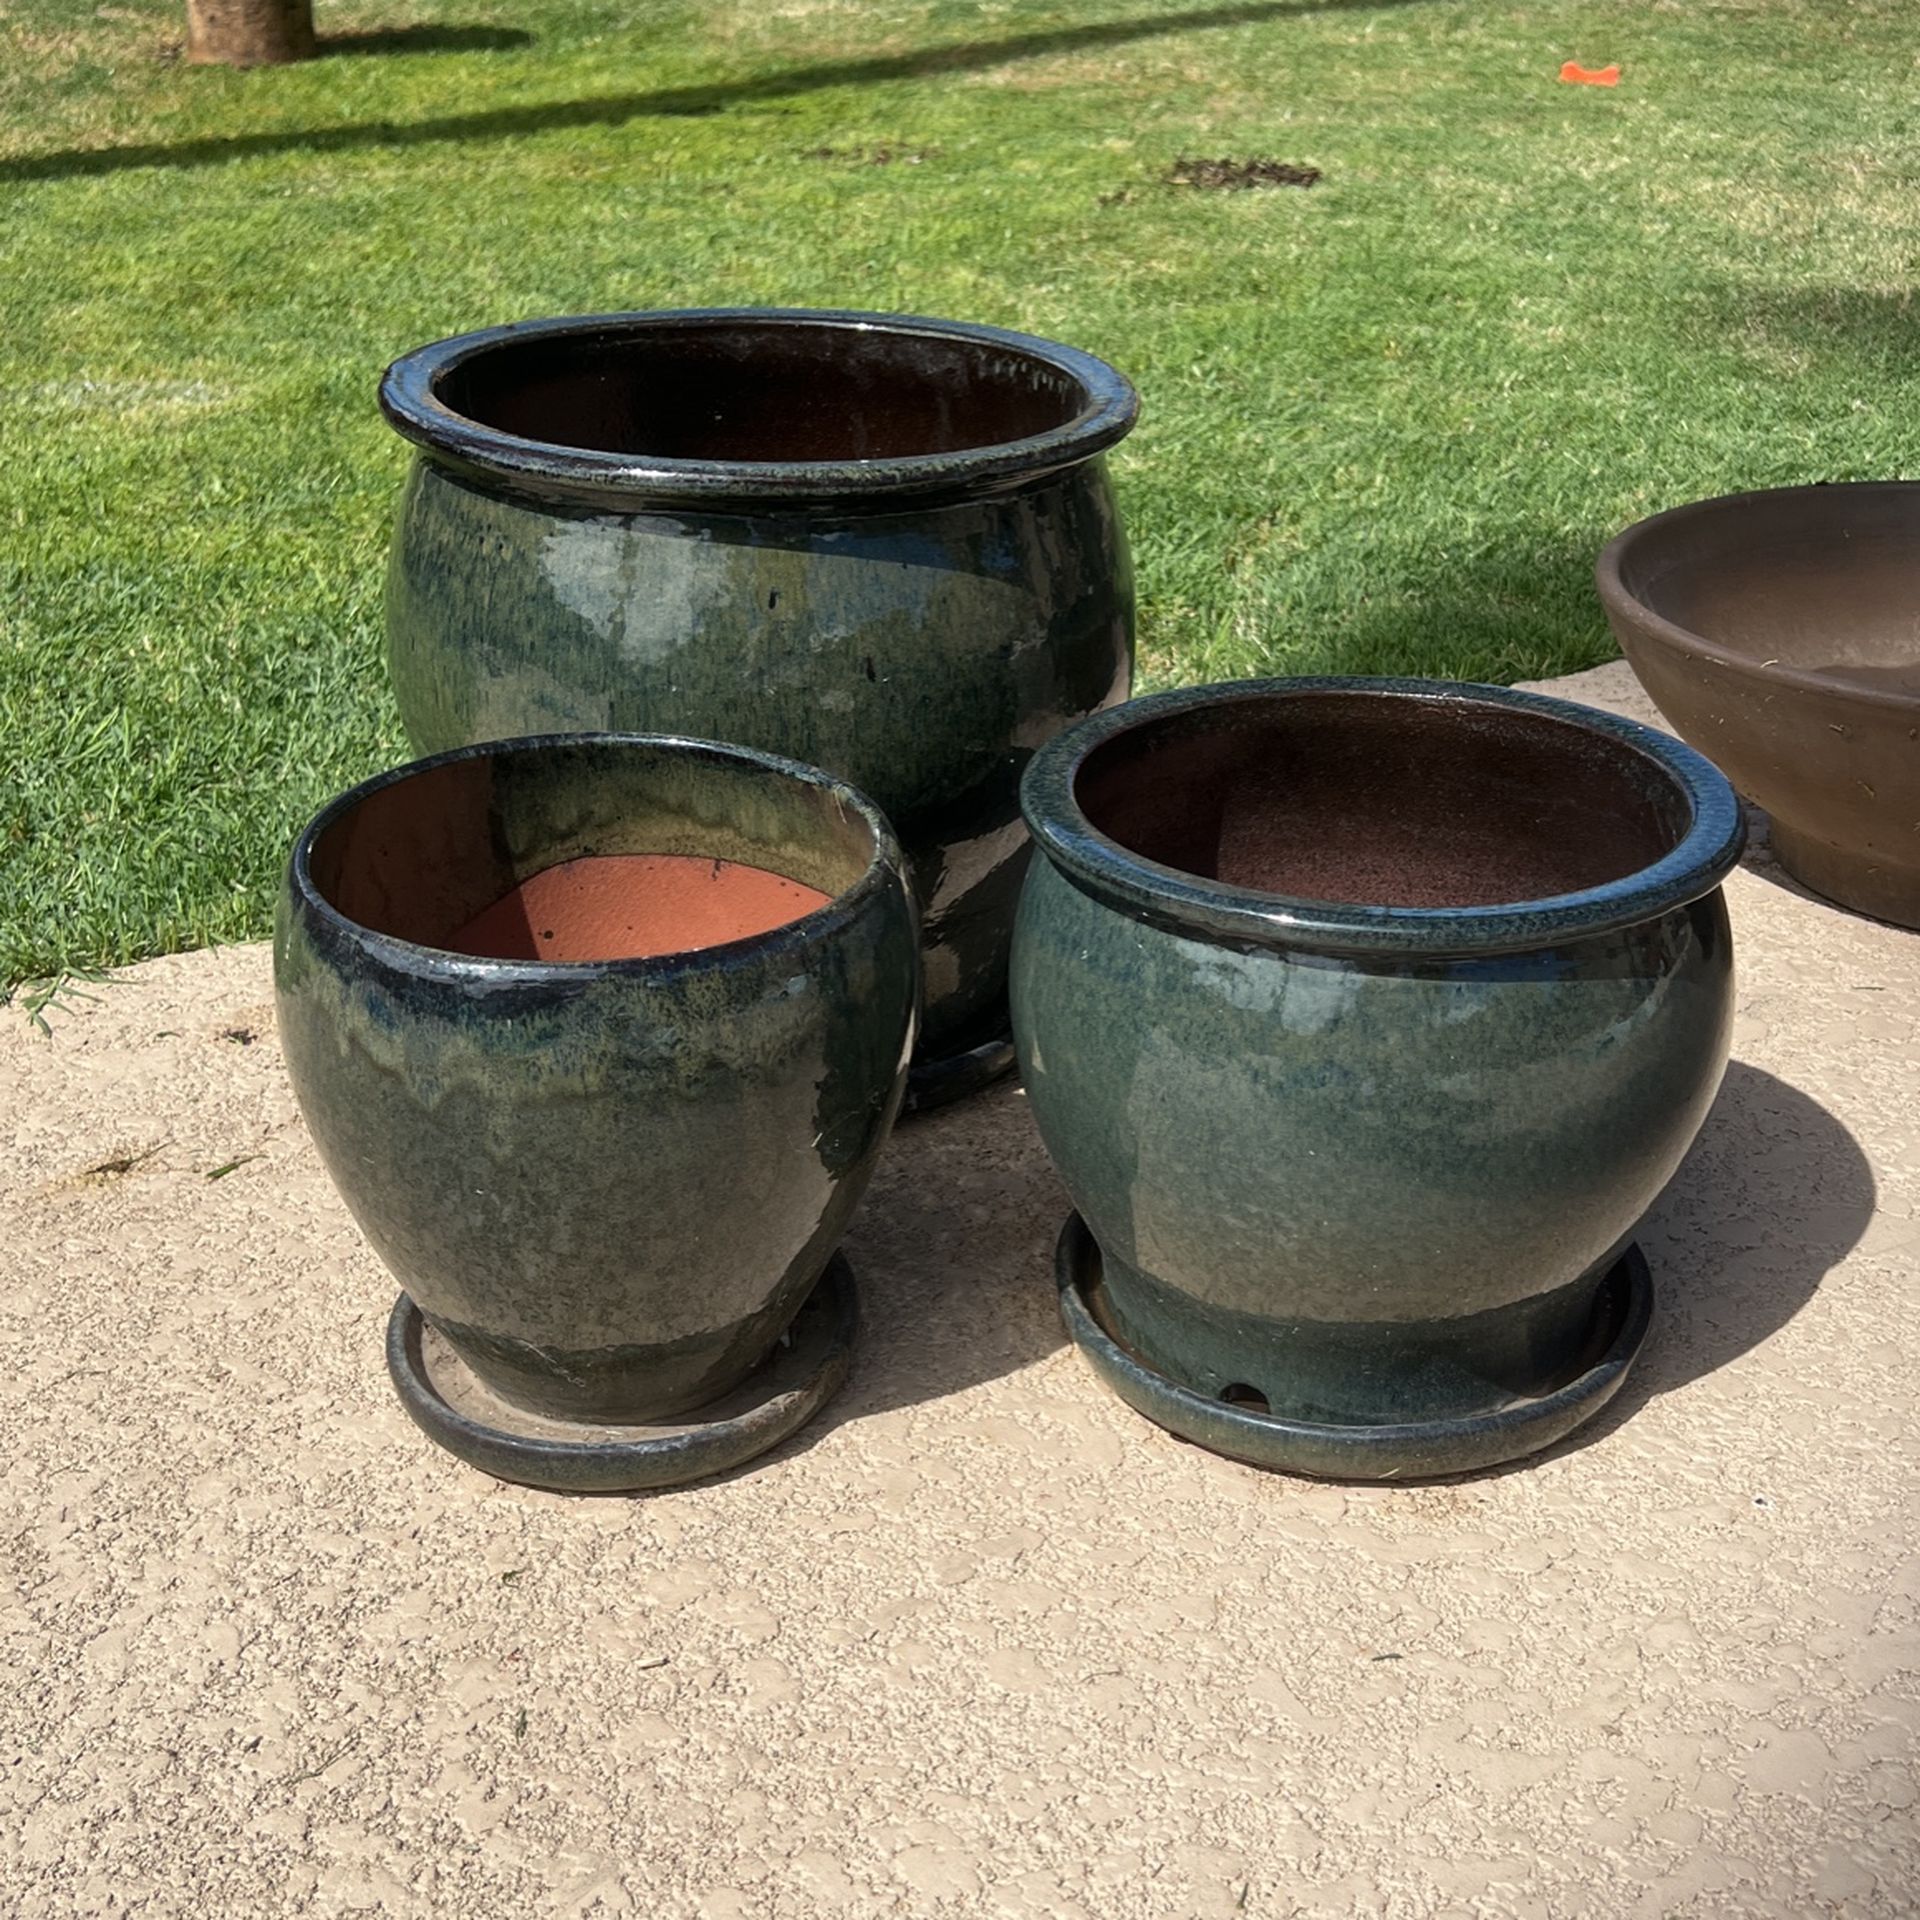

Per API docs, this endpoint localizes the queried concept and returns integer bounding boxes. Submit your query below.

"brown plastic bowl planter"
[1598,482,1920,928]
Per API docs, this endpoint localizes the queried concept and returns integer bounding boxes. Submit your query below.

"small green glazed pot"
[378,308,1138,1105]
[1011,678,1746,1480]
[274,733,918,1491]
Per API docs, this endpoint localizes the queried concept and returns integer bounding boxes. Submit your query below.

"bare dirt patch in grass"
[1167,156,1321,190]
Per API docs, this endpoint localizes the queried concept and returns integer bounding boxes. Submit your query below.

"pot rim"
[1019,677,1746,958]
[1596,480,1920,713]
[287,730,911,985]
[378,307,1139,509]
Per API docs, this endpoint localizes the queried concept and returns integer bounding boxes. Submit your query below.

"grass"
[2,0,1916,986]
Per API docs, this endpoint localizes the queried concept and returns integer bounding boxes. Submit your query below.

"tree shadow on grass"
[1238,533,1620,687]
[1691,281,1919,381]
[5,0,1437,183]
[321,26,535,59]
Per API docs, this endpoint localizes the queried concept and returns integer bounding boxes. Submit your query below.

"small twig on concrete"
[280,1732,359,1788]
[81,1139,168,1180]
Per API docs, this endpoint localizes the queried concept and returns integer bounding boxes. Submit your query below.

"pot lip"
[287,730,910,986]
[1019,677,1747,958]
[378,307,1139,509]
[1596,480,1920,713]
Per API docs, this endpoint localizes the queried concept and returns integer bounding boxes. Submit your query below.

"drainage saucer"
[1055,1213,1653,1482]
[387,1254,857,1494]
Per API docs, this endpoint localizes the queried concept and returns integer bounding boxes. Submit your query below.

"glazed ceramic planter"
[379,308,1138,1106]
[275,733,918,1491]
[1011,678,1745,1480]
[1598,481,1920,928]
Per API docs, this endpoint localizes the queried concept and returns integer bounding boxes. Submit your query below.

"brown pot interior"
[434,321,1091,465]
[1616,489,1920,690]
[1073,692,1692,910]
[307,747,866,962]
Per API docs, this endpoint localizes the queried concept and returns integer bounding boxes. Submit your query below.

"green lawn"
[2,0,1915,987]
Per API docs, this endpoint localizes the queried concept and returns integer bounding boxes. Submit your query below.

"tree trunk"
[186,0,317,67]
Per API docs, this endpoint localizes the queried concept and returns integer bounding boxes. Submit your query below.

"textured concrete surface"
[4,663,1916,1917]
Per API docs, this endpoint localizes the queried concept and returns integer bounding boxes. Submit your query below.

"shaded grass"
[3,0,1917,983]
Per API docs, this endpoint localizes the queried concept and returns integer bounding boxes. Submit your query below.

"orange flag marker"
[1560,61,1621,86]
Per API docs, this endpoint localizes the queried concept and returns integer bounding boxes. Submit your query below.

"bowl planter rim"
[1019,677,1746,960]
[378,307,1140,510]
[287,730,913,989]
[1596,480,1920,714]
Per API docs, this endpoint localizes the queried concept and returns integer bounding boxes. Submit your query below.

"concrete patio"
[3,665,1915,1916]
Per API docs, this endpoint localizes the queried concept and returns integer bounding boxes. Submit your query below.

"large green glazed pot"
[274,733,919,1491]
[1011,679,1746,1481]
[378,308,1138,1107]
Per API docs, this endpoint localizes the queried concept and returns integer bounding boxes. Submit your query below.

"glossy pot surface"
[1012,678,1744,1446]
[275,732,918,1423]
[380,308,1137,1059]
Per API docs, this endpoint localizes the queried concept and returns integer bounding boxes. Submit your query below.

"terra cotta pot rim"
[378,307,1139,509]
[288,730,909,984]
[1020,677,1746,959]
[1596,480,1920,713]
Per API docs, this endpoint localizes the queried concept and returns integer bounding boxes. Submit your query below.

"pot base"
[386,1255,857,1493]
[905,1016,1017,1116]
[1769,819,1920,931]
[1055,1214,1653,1482]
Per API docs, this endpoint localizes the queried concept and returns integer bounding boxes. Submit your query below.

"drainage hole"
[1221,1383,1270,1413]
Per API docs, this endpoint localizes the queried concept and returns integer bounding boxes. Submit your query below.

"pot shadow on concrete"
[321,26,535,59]
[660,1054,1873,1489]
[823,1079,1069,1428]
[4,0,1434,184]
[640,1080,1064,1494]
[1615,1058,1874,1395]
[1481,1057,1876,1481]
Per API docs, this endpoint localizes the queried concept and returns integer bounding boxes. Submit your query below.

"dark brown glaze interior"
[434,322,1091,464]
[311,757,511,947]
[1616,487,1920,690]
[1074,693,1691,909]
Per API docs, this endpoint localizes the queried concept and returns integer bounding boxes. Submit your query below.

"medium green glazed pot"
[1011,678,1746,1480]
[274,733,918,1491]
[378,308,1138,1107]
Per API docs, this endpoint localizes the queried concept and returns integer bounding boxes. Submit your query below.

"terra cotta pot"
[274,732,918,1491]
[1597,480,1920,928]
[1011,678,1745,1480]
[378,308,1138,1107]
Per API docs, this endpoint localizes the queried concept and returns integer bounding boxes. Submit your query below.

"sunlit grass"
[3,0,1916,982]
